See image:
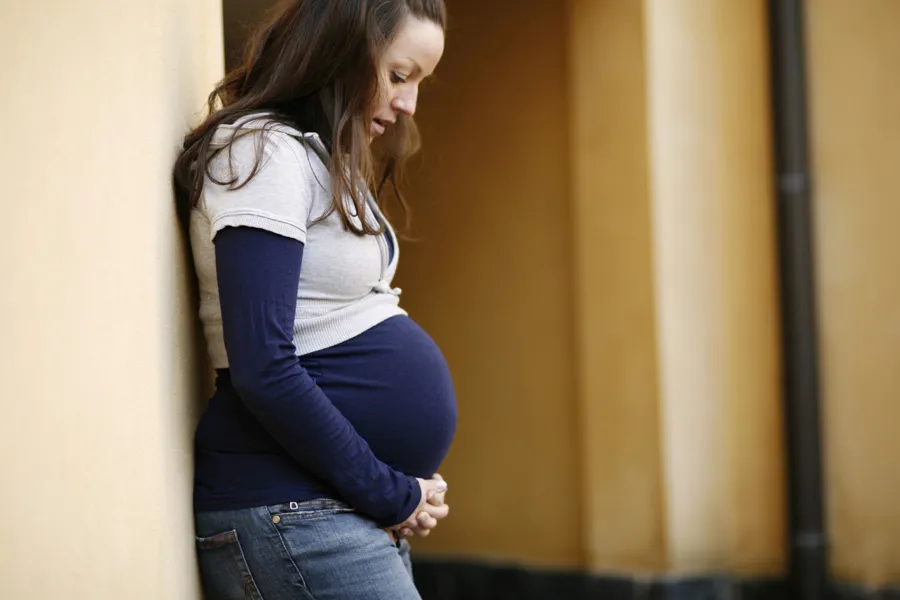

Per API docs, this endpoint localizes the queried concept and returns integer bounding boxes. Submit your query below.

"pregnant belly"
[303,315,458,478]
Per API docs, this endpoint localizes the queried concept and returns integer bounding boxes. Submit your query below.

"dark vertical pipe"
[767,2,828,599]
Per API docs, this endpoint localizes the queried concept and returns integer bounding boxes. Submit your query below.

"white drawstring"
[373,282,402,296]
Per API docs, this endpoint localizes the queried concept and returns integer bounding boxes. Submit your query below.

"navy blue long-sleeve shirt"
[193,227,457,527]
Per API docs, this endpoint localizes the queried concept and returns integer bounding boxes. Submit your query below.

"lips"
[372,117,396,136]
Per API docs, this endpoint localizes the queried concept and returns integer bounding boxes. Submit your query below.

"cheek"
[375,74,394,106]
[368,92,385,118]
[378,90,398,113]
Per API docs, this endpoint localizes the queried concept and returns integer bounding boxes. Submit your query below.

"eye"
[390,71,407,85]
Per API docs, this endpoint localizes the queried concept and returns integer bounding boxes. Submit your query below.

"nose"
[391,86,419,117]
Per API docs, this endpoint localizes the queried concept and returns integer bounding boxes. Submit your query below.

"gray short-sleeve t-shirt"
[189,115,406,369]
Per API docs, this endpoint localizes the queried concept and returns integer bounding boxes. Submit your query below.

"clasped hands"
[386,473,448,542]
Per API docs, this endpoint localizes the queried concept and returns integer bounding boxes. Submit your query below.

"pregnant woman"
[171,1,456,598]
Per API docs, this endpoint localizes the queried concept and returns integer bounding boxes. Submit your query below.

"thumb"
[422,478,448,500]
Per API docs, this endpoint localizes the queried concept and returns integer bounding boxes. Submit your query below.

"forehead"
[382,16,445,73]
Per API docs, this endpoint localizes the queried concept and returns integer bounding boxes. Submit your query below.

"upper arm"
[214,226,305,392]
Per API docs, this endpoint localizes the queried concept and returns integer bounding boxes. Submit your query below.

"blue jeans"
[195,499,420,600]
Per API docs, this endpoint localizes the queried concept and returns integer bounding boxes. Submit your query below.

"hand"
[397,473,448,538]
[390,475,449,539]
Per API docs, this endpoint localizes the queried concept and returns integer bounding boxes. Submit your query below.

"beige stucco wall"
[0,1,223,597]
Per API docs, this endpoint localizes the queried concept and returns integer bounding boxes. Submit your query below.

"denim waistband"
[266,498,353,515]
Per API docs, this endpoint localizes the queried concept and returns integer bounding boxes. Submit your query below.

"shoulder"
[209,113,327,170]
[197,114,332,242]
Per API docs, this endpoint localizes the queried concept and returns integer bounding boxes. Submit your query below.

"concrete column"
[644,0,785,575]
[569,0,667,573]
[569,0,786,575]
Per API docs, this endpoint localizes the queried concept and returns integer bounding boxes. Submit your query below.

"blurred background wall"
[806,0,900,588]
[394,0,900,593]
[1,0,897,598]
[402,0,788,582]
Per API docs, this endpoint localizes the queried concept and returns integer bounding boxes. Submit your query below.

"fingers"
[400,502,452,539]
[420,501,450,521]
[422,476,447,493]
[398,504,449,539]
[417,510,438,529]
[399,524,431,539]
[399,504,448,534]
[390,527,425,541]
[398,476,450,540]
[425,474,448,507]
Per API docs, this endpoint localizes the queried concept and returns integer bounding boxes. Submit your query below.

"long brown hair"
[173,0,447,234]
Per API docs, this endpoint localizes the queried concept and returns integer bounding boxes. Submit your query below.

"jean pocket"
[267,499,354,523]
[196,529,264,600]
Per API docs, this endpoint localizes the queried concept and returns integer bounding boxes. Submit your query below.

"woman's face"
[370,16,445,139]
